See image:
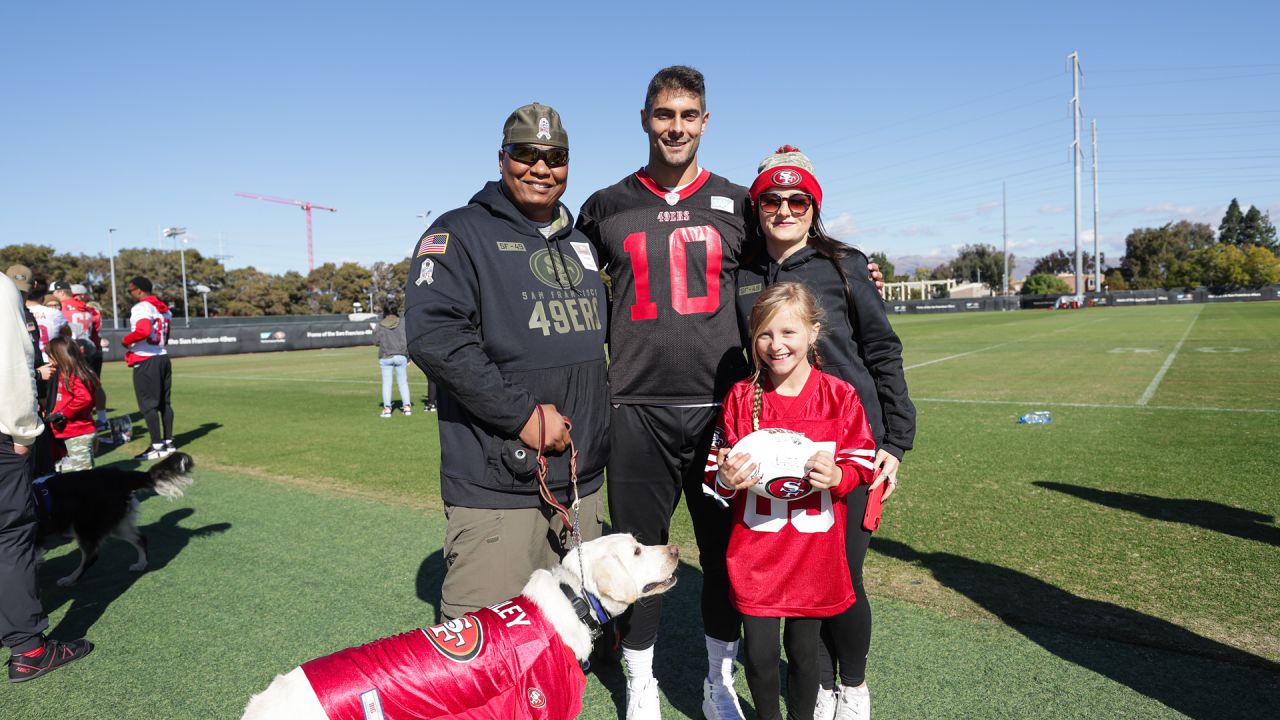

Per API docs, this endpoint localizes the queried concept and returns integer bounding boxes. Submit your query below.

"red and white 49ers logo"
[771,169,801,187]
[423,614,485,663]
[765,476,813,500]
[528,687,547,708]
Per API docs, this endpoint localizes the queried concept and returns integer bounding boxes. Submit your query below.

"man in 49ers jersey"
[122,276,175,460]
[576,65,749,720]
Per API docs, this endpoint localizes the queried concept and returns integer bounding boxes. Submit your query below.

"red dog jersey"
[302,598,585,720]
[707,370,877,617]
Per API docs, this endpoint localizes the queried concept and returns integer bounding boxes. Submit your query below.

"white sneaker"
[380,406,392,418]
[834,683,870,720]
[814,685,840,720]
[625,677,661,720]
[702,676,745,720]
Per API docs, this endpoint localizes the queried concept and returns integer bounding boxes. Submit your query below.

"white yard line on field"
[905,317,1109,371]
[1136,305,1204,406]
[182,374,381,384]
[915,396,1280,415]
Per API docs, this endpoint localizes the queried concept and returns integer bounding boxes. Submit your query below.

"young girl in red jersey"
[706,282,877,720]
[42,336,100,471]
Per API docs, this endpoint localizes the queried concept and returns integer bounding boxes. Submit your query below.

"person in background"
[373,302,413,418]
[122,276,175,460]
[21,274,65,364]
[1,271,94,682]
[60,283,107,428]
[39,337,99,472]
[736,147,915,720]
[404,102,609,623]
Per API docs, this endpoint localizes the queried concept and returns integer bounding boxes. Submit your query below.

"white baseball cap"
[71,283,89,295]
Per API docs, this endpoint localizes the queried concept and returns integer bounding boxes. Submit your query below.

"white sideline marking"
[1137,306,1203,406]
[905,317,1109,371]
[915,397,1280,415]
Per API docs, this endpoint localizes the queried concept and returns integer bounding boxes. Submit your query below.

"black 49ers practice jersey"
[577,169,750,404]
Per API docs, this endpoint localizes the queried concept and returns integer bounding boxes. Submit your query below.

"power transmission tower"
[1069,51,1084,299]
[1091,119,1100,293]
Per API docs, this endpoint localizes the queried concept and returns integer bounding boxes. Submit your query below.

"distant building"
[1055,273,1099,293]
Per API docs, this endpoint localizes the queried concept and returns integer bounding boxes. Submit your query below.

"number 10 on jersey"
[623,225,723,320]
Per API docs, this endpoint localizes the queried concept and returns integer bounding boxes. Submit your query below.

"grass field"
[6,302,1280,718]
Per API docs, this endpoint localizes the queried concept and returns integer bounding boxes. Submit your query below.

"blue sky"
[3,1,1277,277]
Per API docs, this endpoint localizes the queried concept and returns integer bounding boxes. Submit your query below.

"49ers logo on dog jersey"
[771,169,801,187]
[423,615,485,663]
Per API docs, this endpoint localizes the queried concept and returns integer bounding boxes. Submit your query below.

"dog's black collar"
[558,582,608,642]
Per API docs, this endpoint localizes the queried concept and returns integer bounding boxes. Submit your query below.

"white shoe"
[702,676,745,720]
[814,685,840,720]
[834,683,870,720]
[625,677,661,720]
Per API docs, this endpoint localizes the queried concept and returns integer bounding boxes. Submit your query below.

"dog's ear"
[591,551,639,606]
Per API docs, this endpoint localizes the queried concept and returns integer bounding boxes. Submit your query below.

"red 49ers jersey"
[576,169,750,404]
[706,370,877,617]
[302,598,585,720]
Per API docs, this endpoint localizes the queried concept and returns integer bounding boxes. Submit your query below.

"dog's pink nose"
[666,545,679,559]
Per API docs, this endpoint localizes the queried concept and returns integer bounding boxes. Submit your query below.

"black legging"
[742,615,820,720]
[818,484,873,688]
[743,605,863,720]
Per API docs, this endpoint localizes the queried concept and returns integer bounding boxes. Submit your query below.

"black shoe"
[424,403,437,412]
[8,639,93,683]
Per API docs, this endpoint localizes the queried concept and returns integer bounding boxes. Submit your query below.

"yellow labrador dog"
[242,534,678,720]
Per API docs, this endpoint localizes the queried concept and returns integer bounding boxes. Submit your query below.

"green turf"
[6,302,1280,717]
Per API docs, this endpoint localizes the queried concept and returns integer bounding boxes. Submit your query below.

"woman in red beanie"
[736,147,917,720]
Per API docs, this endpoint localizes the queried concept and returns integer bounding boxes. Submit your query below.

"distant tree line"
[865,197,1278,296]
[0,243,412,318]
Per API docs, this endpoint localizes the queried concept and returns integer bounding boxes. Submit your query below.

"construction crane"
[235,192,336,273]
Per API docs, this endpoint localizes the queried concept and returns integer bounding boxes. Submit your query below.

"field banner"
[98,318,377,362]
[889,296,1020,314]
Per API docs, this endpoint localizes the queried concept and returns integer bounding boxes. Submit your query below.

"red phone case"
[862,481,886,532]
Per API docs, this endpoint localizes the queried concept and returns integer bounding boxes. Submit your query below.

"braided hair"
[747,282,825,431]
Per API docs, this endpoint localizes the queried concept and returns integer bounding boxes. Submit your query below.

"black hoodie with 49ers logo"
[404,181,608,509]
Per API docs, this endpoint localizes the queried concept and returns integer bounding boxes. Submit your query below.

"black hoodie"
[736,245,916,459]
[404,181,609,508]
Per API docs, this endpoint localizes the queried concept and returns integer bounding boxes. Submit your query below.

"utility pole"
[1070,51,1084,300]
[107,228,120,329]
[1002,182,1009,295]
[163,227,189,327]
[1091,119,1100,294]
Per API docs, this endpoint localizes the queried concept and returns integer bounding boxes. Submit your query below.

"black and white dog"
[33,452,195,587]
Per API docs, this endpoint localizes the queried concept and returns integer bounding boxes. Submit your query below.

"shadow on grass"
[41,507,231,641]
[95,419,223,459]
[874,538,1280,719]
[412,549,755,719]
[1034,481,1280,548]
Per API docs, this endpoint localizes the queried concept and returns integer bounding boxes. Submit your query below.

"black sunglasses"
[757,192,814,216]
[503,144,569,168]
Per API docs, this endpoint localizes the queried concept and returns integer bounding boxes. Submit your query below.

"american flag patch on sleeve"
[417,233,450,256]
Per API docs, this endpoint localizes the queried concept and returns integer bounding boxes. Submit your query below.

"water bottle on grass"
[1017,411,1053,424]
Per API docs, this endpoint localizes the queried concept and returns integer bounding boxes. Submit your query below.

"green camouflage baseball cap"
[502,102,568,149]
